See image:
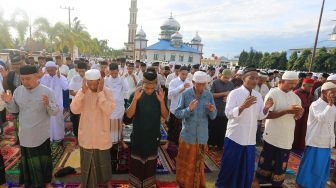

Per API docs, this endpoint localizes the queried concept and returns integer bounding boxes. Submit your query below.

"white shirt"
[263,88,302,150]
[69,75,83,99]
[123,73,139,99]
[165,72,178,89]
[137,70,144,81]
[0,82,5,111]
[67,68,79,82]
[59,64,69,76]
[306,98,336,148]
[40,74,69,110]
[225,86,268,146]
[255,83,270,99]
[187,73,193,82]
[105,76,129,119]
[119,65,127,77]
[168,77,192,114]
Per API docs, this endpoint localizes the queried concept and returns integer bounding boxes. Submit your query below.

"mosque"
[124,0,203,65]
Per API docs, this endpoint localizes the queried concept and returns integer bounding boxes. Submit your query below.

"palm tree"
[10,8,29,48]
[0,9,13,49]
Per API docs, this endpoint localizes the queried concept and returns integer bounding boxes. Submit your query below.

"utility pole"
[60,6,74,31]
[309,0,326,72]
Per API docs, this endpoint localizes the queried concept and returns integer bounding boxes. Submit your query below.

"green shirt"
[128,92,161,157]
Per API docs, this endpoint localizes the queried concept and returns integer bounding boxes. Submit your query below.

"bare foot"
[122,141,128,149]
[251,179,260,188]
[162,141,169,150]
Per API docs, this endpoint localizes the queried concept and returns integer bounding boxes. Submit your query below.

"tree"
[10,8,29,47]
[239,50,249,66]
[292,49,311,71]
[287,51,297,70]
[312,47,330,72]
[0,9,13,49]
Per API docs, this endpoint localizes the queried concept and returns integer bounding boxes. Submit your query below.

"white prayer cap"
[192,71,208,83]
[45,61,57,68]
[281,71,298,80]
[85,69,101,81]
[327,74,336,81]
[321,82,336,91]
[237,70,244,75]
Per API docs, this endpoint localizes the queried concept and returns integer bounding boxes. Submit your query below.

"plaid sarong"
[0,153,5,185]
[19,139,52,188]
[80,147,112,188]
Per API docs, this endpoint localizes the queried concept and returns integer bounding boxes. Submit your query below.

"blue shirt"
[174,88,217,144]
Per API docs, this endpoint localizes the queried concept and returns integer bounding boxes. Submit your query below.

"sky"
[1,0,336,58]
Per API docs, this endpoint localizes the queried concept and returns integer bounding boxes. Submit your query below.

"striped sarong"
[129,153,157,188]
[80,147,112,188]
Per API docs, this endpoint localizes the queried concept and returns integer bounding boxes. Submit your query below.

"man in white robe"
[105,63,129,147]
[40,61,69,142]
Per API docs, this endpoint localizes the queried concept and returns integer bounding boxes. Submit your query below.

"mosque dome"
[160,14,181,32]
[135,27,146,40]
[160,14,181,40]
[171,31,183,39]
[193,32,202,42]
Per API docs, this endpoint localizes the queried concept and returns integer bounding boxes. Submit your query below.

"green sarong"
[80,147,112,188]
[19,139,52,188]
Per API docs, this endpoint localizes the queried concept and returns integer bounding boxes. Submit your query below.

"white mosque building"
[134,14,204,65]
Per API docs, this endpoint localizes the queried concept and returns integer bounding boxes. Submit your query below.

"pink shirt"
[70,87,114,150]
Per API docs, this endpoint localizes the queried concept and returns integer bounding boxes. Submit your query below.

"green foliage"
[0,9,123,58]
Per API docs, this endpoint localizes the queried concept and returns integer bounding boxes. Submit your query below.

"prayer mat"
[4,142,64,175]
[63,181,176,188]
[205,148,223,167]
[123,124,168,143]
[160,143,215,173]
[59,144,170,175]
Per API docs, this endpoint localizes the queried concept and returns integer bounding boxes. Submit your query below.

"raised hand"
[264,98,274,109]
[97,78,104,93]
[156,88,165,103]
[241,96,257,110]
[82,78,88,94]
[2,90,12,103]
[0,68,8,78]
[206,102,215,112]
[188,99,198,112]
[184,82,191,89]
[133,87,143,101]
[327,91,335,106]
[42,94,49,106]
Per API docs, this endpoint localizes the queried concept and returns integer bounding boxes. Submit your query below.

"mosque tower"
[124,0,138,58]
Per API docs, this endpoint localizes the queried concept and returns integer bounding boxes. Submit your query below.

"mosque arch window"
[170,54,176,61]
[154,54,159,60]
[179,55,184,62]
[188,56,193,63]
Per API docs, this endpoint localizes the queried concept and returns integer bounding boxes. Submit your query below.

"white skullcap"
[45,61,57,68]
[281,71,298,80]
[321,82,336,91]
[327,74,336,81]
[237,70,244,75]
[192,71,208,83]
[85,69,101,81]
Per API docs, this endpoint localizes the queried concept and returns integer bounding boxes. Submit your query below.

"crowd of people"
[0,53,334,188]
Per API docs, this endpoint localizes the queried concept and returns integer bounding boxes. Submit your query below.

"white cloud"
[1,0,336,56]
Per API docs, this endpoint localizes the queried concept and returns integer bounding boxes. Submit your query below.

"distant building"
[134,14,203,65]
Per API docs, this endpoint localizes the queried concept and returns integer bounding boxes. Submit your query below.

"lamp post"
[309,0,326,72]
